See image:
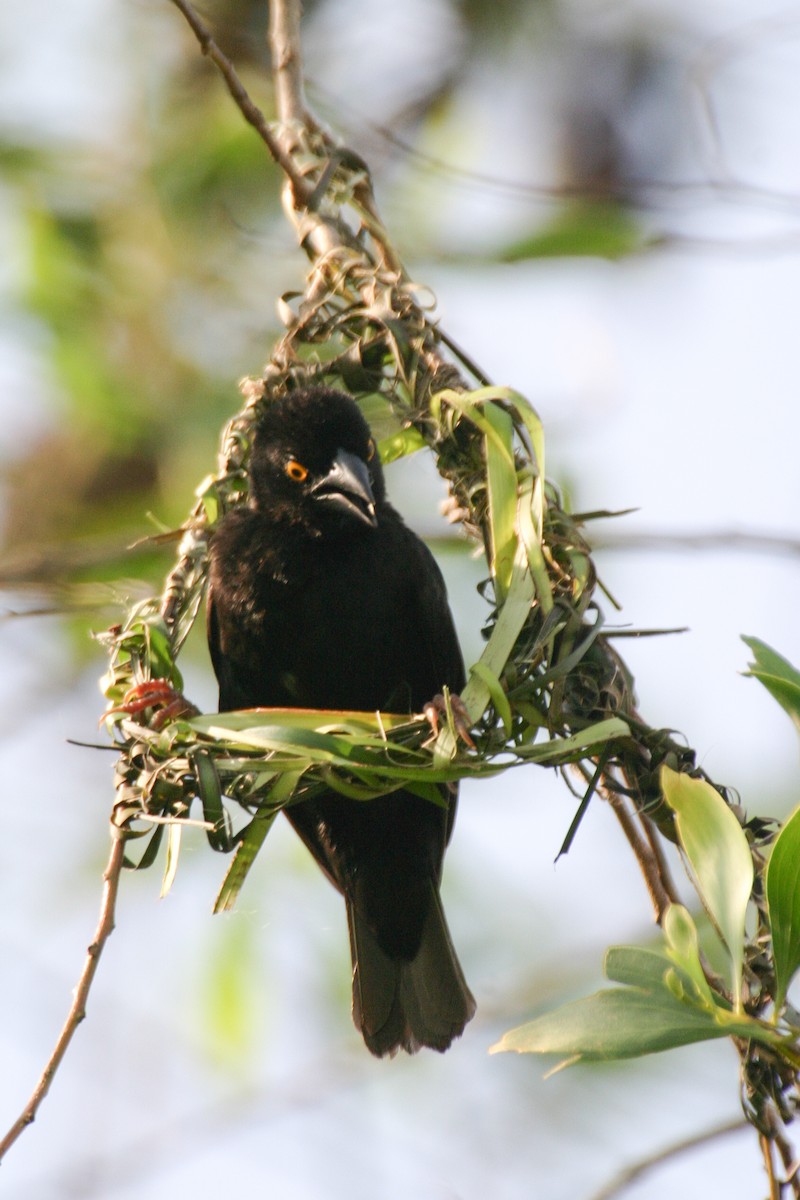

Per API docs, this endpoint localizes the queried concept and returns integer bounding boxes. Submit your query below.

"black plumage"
[207,386,475,1056]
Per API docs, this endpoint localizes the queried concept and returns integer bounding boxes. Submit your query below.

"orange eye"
[285,458,309,482]
[366,439,376,461]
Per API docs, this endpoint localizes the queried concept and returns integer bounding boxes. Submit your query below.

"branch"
[0,832,126,1161]
[762,1100,800,1197]
[594,527,800,559]
[168,0,311,203]
[588,1117,746,1200]
[760,1132,781,1200]
[606,790,677,921]
[269,0,306,127]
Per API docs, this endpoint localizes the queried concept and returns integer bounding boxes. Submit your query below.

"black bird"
[207,386,476,1056]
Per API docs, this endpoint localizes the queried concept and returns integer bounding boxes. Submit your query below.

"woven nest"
[98,123,698,911]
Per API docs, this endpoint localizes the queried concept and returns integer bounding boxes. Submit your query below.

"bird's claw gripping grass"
[423,693,476,750]
[106,679,199,730]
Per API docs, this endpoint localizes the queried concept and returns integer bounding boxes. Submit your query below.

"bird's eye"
[285,458,309,482]
[366,439,376,462]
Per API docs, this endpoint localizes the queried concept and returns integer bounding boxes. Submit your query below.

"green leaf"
[123,822,165,870]
[141,620,182,688]
[493,913,782,1066]
[482,402,518,599]
[205,722,358,763]
[196,475,220,524]
[660,766,753,1008]
[213,769,302,914]
[192,747,233,852]
[766,802,800,1009]
[460,545,534,723]
[468,661,513,736]
[743,636,800,735]
[605,945,673,989]
[190,707,414,736]
[513,718,629,765]
[213,812,278,914]
[192,707,625,789]
[491,987,732,1062]
[377,425,427,464]
[662,904,716,1010]
[516,474,554,617]
[160,820,182,899]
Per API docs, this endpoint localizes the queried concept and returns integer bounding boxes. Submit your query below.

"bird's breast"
[214,520,414,713]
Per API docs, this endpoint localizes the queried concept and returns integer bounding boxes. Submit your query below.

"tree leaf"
[605,945,674,989]
[491,987,732,1062]
[660,766,753,1009]
[742,635,800,735]
[766,802,800,1009]
[661,904,716,1009]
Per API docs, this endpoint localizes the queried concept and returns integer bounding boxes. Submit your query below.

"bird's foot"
[105,679,199,730]
[423,693,476,750]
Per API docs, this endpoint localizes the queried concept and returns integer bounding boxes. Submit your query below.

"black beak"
[310,449,377,528]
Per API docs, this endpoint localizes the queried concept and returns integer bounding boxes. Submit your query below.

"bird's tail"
[346,884,476,1057]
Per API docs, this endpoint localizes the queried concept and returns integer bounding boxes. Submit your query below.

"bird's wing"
[206,588,242,713]
[394,526,467,849]
[399,525,467,702]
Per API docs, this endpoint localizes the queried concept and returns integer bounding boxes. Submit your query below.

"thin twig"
[640,814,681,907]
[763,1100,800,1197]
[168,0,311,203]
[267,0,405,278]
[316,84,800,215]
[588,1117,746,1200]
[760,1132,781,1200]
[594,527,800,559]
[606,790,673,922]
[0,832,126,1161]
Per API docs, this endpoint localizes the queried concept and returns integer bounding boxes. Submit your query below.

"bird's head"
[248,387,385,534]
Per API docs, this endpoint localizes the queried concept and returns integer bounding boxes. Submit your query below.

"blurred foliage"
[198,913,265,1070]
[0,21,291,631]
[498,200,650,261]
[0,0,687,658]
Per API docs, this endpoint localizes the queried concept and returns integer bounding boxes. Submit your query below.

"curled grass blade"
[160,821,182,899]
[460,544,534,724]
[213,769,302,914]
[482,402,518,599]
